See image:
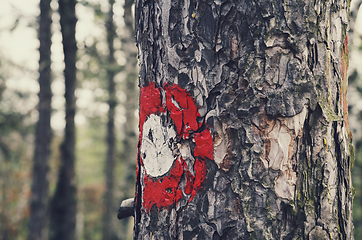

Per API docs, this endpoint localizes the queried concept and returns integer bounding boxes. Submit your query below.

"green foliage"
[0,68,36,240]
[77,116,106,186]
[353,142,362,239]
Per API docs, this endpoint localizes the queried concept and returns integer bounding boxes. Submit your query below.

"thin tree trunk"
[0,168,6,240]
[119,0,138,238]
[123,0,138,191]
[50,0,77,239]
[28,0,52,239]
[103,0,117,239]
[348,1,362,239]
[134,0,354,239]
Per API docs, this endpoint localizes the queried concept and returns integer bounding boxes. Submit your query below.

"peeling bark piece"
[275,170,296,200]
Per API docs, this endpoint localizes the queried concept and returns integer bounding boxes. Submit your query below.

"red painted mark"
[139,82,164,133]
[165,83,201,139]
[190,158,206,201]
[143,158,184,210]
[194,129,213,160]
[139,82,213,211]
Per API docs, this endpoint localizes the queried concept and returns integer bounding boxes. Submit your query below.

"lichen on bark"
[134,0,354,239]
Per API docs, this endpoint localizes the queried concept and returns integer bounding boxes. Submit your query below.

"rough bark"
[50,0,77,239]
[103,0,118,239]
[134,0,354,239]
[28,0,52,239]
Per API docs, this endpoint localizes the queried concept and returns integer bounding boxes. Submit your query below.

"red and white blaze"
[138,82,213,211]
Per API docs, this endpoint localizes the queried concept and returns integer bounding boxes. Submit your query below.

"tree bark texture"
[134,0,354,239]
[50,0,77,239]
[103,0,118,239]
[28,0,52,239]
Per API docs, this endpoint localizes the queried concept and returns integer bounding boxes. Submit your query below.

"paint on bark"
[139,82,212,211]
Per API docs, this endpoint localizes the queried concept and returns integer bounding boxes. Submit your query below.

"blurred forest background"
[0,0,137,239]
[1,0,362,240]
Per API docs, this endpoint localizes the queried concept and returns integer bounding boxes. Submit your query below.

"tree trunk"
[134,0,354,239]
[50,0,77,239]
[103,0,118,239]
[119,0,138,238]
[122,0,138,196]
[28,0,52,239]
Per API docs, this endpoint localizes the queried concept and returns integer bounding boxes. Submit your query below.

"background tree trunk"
[27,0,52,239]
[103,0,118,239]
[119,0,138,239]
[50,0,77,239]
[122,0,138,194]
[349,1,362,239]
[134,0,354,239]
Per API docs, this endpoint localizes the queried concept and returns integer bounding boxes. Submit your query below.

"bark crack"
[334,121,346,240]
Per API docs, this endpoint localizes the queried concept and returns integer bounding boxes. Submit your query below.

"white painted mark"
[141,114,177,177]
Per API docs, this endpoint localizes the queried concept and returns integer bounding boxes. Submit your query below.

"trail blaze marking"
[139,82,213,211]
